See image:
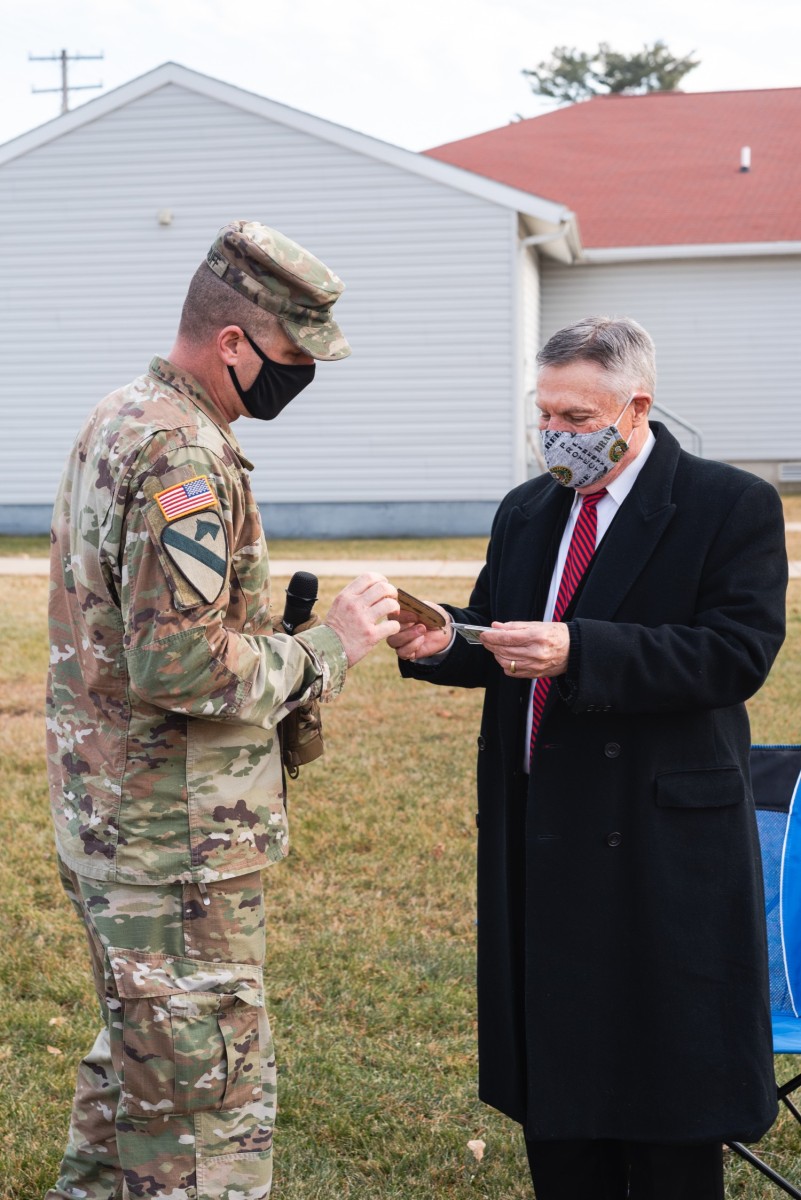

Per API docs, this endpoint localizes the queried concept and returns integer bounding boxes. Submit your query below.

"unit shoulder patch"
[161,511,229,605]
[155,475,217,522]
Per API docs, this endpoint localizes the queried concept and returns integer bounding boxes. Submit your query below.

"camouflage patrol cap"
[206,220,351,361]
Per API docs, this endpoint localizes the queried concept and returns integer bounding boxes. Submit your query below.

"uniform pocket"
[107,948,264,1118]
[655,767,745,809]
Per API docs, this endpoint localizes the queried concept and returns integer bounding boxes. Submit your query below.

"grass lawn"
[0,535,489,561]
[1,572,800,1198]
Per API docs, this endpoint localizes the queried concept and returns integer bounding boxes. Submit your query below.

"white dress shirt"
[523,429,656,769]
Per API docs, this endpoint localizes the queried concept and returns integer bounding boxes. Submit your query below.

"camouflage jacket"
[46,357,347,885]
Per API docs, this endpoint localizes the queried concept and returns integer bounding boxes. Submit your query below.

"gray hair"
[178,262,279,346]
[537,316,656,396]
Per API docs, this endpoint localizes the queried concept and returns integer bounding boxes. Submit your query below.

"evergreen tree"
[523,41,700,102]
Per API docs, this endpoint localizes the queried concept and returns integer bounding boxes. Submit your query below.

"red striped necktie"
[529,488,607,763]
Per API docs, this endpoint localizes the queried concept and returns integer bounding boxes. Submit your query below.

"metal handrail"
[651,401,704,456]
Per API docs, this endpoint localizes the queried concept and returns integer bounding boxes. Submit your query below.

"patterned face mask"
[540,396,633,488]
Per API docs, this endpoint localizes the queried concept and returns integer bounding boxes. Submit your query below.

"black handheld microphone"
[281,570,319,634]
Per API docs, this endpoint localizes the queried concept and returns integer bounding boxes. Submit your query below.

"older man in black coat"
[391,317,787,1200]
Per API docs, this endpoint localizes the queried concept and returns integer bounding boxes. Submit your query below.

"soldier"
[45,220,400,1200]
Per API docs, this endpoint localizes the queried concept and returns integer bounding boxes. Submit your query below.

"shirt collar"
[605,427,656,507]
[148,356,254,469]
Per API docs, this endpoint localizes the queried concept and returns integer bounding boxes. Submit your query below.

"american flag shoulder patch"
[154,475,218,522]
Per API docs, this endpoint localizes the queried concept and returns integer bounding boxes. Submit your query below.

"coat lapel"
[569,423,680,622]
[501,483,574,621]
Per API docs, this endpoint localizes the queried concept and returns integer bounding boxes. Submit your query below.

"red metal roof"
[424,89,801,249]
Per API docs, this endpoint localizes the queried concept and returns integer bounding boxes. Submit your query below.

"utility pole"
[30,50,104,115]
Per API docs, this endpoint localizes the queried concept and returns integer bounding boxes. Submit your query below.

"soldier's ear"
[217,326,246,367]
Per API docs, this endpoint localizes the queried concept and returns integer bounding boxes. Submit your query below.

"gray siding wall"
[541,256,801,464]
[0,83,516,533]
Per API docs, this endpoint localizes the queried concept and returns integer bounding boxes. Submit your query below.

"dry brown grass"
[1,572,799,1198]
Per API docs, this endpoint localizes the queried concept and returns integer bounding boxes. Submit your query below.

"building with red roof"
[0,72,797,536]
[427,88,801,250]
[427,88,801,484]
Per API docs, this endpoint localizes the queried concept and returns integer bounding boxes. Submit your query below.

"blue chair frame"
[727,745,801,1197]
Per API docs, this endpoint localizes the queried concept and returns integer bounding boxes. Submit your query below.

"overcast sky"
[2,0,799,153]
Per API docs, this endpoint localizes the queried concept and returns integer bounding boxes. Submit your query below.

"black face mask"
[228,330,316,421]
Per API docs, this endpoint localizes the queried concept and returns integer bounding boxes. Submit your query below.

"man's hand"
[480,621,570,678]
[324,574,401,667]
[387,601,453,661]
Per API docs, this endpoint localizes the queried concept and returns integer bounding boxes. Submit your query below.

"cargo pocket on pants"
[106,947,264,1118]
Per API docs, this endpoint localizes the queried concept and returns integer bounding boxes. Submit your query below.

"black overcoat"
[402,424,787,1143]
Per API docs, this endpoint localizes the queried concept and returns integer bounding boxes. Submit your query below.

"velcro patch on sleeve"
[155,475,217,522]
[161,512,229,605]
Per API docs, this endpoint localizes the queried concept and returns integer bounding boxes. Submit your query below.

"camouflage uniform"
[54,862,274,1200]
[45,224,351,1199]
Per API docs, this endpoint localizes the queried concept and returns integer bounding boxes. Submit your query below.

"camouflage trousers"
[46,860,276,1200]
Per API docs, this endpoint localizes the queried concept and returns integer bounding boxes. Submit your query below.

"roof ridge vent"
[740,146,752,172]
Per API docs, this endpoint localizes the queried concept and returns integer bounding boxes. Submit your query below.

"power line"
[30,50,104,115]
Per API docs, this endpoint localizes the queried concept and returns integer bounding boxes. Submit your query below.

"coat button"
[606,831,622,847]
[477,735,486,751]
[604,742,621,758]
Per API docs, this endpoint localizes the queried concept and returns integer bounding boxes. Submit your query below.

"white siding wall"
[541,256,801,462]
[518,232,542,477]
[0,83,516,513]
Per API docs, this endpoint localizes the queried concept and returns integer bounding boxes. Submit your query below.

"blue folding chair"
[727,745,801,1196]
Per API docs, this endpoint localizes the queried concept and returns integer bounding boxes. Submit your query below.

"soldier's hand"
[387,602,453,661]
[324,574,401,667]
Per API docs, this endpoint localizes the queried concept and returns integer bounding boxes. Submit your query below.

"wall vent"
[779,463,801,482]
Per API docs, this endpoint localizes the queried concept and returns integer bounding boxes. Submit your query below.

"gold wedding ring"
[510,660,517,675]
